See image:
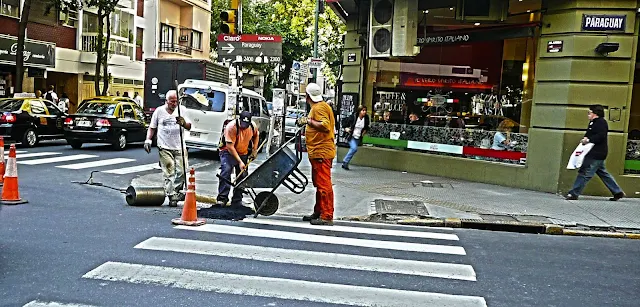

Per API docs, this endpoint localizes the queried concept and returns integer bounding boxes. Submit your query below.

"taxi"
[0,95,68,147]
[64,99,148,150]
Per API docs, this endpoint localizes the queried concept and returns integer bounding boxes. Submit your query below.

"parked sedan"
[64,100,148,150]
[0,97,67,147]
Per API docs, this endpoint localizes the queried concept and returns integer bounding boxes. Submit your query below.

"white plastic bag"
[566,143,594,170]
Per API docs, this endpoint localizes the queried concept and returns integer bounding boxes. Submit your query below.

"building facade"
[328,0,640,197]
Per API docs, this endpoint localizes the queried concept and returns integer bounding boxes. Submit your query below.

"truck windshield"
[181,88,226,112]
[0,99,24,112]
[77,102,117,115]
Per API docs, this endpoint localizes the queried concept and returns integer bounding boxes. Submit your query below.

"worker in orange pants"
[297,83,336,226]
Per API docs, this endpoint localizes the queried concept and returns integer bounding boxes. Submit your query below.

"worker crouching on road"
[298,83,336,226]
[144,90,192,207]
[217,111,259,207]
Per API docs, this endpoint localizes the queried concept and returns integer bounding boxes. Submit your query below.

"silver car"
[284,108,305,138]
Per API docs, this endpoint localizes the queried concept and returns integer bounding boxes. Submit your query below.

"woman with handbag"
[342,105,370,170]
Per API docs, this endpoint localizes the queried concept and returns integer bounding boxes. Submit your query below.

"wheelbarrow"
[217,129,308,217]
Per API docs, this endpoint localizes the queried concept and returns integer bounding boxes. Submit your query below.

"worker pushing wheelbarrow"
[217,127,308,217]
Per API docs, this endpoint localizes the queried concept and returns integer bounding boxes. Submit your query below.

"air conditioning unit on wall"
[179,35,189,42]
[369,0,419,58]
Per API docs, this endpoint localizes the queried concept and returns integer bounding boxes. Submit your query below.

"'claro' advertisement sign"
[0,34,56,68]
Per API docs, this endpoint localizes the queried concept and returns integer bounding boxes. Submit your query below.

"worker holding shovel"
[217,111,259,206]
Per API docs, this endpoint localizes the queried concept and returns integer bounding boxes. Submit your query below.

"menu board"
[337,93,358,145]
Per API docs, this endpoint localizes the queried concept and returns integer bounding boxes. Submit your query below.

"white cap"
[305,83,323,103]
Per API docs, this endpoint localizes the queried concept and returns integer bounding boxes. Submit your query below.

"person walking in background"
[116,91,121,97]
[144,90,192,207]
[45,85,58,104]
[298,83,336,226]
[565,105,625,201]
[134,92,143,107]
[216,111,259,207]
[123,92,130,98]
[58,92,70,113]
[342,105,370,170]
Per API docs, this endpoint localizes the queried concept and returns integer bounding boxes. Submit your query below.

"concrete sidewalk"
[131,147,640,233]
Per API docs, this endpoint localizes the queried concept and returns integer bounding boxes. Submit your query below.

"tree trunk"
[95,7,104,96]
[102,11,111,96]
[15,0,32,94]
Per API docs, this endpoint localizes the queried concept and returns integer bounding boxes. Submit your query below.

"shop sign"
[347,53,356,62]
[0,35,56,67]
[547,40,563,53]
[417,25,535,46]
[582,14,626,32]
[402,75,493,90]
[376,91,406,112]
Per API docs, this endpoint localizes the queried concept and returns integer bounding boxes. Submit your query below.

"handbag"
[566,143,595,170]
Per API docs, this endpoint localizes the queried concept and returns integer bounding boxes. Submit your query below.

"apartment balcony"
[159,42,192,56]
[81,33,135,59]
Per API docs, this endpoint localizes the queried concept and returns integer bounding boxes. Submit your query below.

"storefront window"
[0,0,19,18]
[625,38,640,174]
[348,2,540,165]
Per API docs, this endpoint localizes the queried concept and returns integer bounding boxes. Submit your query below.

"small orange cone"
[1,144,27,205]
[171,168,205,226]
[0,136,5,185]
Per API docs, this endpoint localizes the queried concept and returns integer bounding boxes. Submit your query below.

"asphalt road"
[1,141,639,307]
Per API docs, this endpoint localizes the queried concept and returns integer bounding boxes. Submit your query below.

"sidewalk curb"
[395,218,640,239]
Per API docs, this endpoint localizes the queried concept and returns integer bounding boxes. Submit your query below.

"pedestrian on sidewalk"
[216,111,259,207]
[144,90,192,207]
[565,105,625,201]
[341,105,369,170]
[298,83,336,226]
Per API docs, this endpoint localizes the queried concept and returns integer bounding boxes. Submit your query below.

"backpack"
[218,119,255,152]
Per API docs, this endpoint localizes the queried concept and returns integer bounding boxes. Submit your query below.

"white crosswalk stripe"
[16,152,62,159]
[17,154,97,165]
[56,158,135,170]
[81,219,486,306]
[102,163,159,174]
[23,301,98,307]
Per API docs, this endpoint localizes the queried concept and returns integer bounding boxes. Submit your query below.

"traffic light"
[220,0,239,35]
[220,10,236,35]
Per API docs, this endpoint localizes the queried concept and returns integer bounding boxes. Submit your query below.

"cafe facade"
[328,0,640,196]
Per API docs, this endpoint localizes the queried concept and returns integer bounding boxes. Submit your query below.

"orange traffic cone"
[171,168,205,226]
[1,144,27,205]
[0,136,5,186]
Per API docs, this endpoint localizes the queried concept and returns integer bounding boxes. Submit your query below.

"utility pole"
[312,0,320,83]
[235,0,243,116]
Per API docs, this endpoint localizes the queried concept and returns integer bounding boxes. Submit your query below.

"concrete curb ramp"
[343,217,640,240]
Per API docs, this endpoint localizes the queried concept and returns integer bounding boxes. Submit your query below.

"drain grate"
[373,199,429,216]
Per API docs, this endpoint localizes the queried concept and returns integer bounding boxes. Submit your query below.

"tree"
[14,0,81,93]
[85,0,119,96]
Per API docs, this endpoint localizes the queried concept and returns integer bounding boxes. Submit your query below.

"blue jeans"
[342,137,359,166]
[569,158,622,197]
[217,150,248,205]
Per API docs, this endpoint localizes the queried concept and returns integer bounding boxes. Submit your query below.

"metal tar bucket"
[125,186,166,206]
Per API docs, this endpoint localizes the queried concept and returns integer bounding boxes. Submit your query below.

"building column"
[528,0,638,194]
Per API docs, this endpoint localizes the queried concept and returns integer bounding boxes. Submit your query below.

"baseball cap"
[239,111,252,128]
[305,83,323,103]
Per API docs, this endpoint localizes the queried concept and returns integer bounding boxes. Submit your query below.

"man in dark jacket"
[566,105,625,201]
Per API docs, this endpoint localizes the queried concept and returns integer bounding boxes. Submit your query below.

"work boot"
[302,213,320,221]
[168,200,178,207]
[310,218,333,226]
[609,191,626,201]
[216,200,228,207]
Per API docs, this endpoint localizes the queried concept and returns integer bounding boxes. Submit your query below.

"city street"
[1,140,639,306]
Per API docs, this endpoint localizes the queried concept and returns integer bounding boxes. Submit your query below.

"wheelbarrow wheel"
[254,192,279,216]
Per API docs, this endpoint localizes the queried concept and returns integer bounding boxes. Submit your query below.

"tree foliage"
[84,0,119,96]
[210,0,345,98]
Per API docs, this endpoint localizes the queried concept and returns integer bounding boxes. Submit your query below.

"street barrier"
[1,144,27,205]
[171,168,206,226]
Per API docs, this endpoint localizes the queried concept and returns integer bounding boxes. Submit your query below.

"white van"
[177,79,271,152]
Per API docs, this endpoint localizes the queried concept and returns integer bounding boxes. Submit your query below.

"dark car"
[64,100,148,150]
[0,97,67,147]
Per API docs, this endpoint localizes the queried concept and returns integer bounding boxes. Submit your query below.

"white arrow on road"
[221,43,235,54]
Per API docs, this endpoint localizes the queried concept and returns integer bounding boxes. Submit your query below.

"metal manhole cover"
[374,199,428,215]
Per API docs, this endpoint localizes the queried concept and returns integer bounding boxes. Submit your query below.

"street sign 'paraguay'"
[217,34,283,63]
[582,14,626,32]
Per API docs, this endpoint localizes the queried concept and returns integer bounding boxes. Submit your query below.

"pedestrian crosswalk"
[75,218,487,307]
[9,150,161,175]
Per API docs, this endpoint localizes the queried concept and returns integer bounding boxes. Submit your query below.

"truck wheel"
[113,133,127,151]
[22,128,39,148]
